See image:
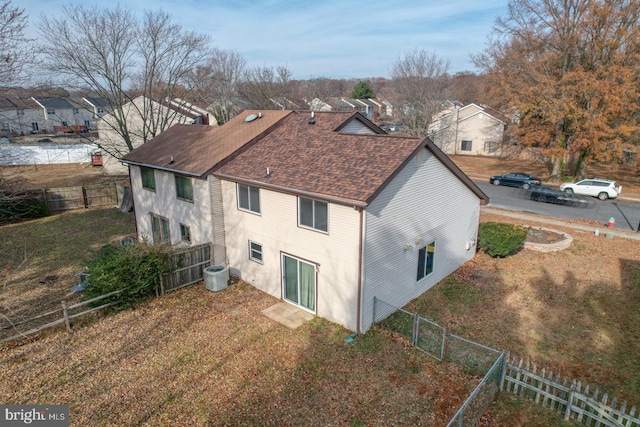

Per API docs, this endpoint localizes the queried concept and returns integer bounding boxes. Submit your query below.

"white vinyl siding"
[339,119,378,135]
[130,166,214,246]
[221,181,361,330]
[208,176,227,265]
[361,148,481,331]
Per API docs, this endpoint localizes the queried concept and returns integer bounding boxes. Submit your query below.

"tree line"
[2,0,639,181]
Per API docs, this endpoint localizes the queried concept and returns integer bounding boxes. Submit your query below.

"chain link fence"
[373,297,503,425]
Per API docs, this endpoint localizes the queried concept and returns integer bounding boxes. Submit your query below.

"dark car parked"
[490,172,541,190]
[528,186,592,208]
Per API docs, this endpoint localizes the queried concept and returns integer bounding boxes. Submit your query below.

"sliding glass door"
[282,254,316,312]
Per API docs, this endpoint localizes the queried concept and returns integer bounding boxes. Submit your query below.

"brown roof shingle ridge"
[215,111,428,205]
[121,109,293,177]
[215,110,489,206]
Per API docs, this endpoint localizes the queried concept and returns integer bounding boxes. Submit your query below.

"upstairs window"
[237,184,261,214]
[73,108,79,114]
[461,140,472,151]
[141,167,156,191]
[417,242,436,281]
[17,109,24,116]
[46,108,55,115]
[175,175,193,202]
[298,197,328,232]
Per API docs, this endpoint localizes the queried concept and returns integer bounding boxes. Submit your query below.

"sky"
[20,0,509,80]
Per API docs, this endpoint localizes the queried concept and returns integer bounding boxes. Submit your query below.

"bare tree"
[391,49,451,137]
[38,5,214,159]
[190,49,247,124]
[238,65,295,110]
[0,1,33,86]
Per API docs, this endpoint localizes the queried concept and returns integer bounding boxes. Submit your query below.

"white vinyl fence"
[0,144,99,165]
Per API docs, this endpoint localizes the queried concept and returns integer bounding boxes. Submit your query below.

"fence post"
[564,387,575,421]
[442,326,449,361]
[82,186,88,209]
[412,313,418,346]
[499,351,509,391]
[62,300,71,330]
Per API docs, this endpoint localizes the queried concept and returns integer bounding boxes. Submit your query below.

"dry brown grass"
[1,281,482,426]
[1,163,127,190]
[2,157,640,425]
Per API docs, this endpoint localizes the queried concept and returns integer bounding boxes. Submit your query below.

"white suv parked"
[559,178,621,200]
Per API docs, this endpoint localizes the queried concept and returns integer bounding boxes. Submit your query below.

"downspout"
[356,208,365,333]
[125,165,140,241]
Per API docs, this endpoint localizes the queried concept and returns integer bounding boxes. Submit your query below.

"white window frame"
[237,183,261,214]
[417,241,436,281]
[249,241,263,263]
[298,197,328,233]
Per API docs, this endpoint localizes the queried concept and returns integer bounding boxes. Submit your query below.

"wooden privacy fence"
[0,290,122,344]
[44,183,119,212]
[158,243,212,295]
[502,353,640,427]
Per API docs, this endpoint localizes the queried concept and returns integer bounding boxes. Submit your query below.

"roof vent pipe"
[308,111,315,125]
[265,167,271,178]
[169,156,174,164]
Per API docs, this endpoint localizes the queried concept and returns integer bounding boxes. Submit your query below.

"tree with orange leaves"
[474,0,640,179]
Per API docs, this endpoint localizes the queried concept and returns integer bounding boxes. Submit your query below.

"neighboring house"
[122,110,489,333]
[31,96,95,134]
[0,96,43,135]
[428,102,506,156]
[308,97,394,121]
[99,96,217,175]
[82,97,112,127]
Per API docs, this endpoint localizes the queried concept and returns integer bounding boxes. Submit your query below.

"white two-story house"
[429,102,506,156]
[122,110,489,333]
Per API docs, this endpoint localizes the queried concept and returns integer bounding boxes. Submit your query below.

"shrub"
[84,243,170,308]
[478,222,529,258]
[0,193,48,224]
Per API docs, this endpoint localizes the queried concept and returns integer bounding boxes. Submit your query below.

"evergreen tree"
[350,80,375,99]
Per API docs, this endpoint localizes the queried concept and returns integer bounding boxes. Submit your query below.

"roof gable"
[215,111,488,206]
[216,111,422,205]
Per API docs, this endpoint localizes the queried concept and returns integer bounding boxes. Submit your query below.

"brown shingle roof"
[121,110,292,176]
[215,111,429,206]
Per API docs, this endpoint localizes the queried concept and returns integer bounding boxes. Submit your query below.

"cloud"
[20,0,507,79]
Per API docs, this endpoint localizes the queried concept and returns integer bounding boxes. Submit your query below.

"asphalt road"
[475,180,640,232]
